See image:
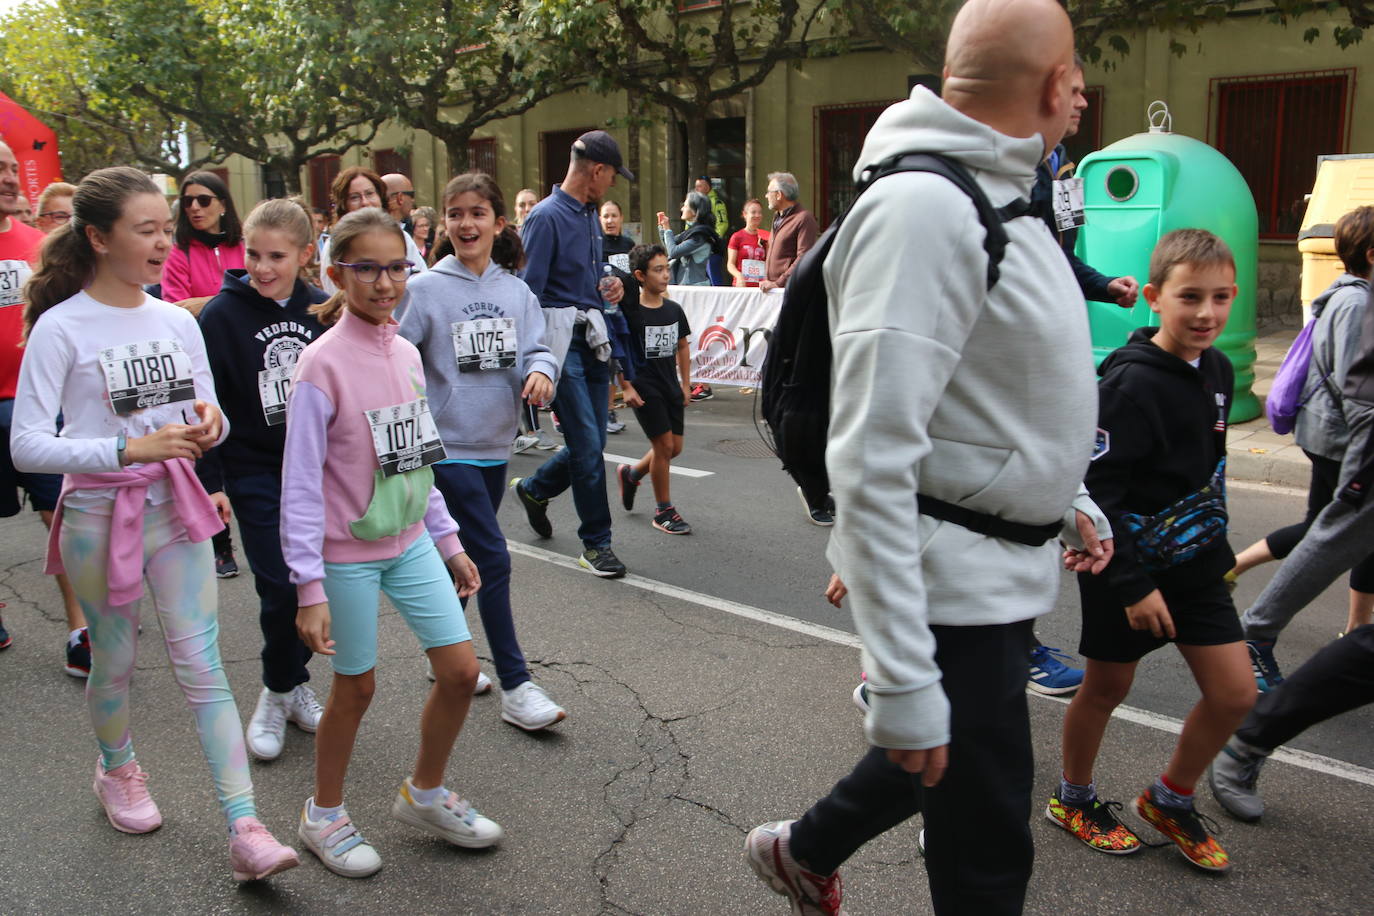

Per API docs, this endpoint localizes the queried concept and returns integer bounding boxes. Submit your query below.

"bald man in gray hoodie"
[745,2,1110,913]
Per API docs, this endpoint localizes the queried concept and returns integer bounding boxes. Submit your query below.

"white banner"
[669,284,781,387]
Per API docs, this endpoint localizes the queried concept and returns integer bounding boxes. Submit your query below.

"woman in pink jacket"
[162,170,245,576]
[161,170,245,317]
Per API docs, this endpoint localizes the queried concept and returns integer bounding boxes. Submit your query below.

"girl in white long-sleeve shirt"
[12,166,298,881]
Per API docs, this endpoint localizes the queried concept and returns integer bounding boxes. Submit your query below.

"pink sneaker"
[93,758,162,834]
[229,816,301,881]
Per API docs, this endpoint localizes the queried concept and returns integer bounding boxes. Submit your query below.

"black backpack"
[759,153,1059,546]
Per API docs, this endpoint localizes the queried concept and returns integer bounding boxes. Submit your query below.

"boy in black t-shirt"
[615,245,693,534]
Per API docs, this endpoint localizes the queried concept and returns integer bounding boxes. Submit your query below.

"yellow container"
[1298,154,1374,318]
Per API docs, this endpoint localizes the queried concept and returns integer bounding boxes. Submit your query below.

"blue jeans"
[433,462,530,691]
[225,471,311,693]
[526,338,613,549]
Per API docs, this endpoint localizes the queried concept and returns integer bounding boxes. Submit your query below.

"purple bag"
[1266,320,1321,434]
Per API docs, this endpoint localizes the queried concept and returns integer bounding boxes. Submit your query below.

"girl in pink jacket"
[281,207,502,878]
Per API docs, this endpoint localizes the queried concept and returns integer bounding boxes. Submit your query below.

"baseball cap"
[573,130,635,181]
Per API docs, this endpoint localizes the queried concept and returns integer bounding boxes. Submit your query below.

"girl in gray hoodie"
[399,173,565,732]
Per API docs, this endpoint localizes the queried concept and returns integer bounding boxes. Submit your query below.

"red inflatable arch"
[0,91,64,208]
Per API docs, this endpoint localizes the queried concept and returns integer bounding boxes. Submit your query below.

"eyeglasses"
[346,191,381,205]
[181,194,220,208]
[388,190,416,199]
[334,259,413,283]
[39,210,72,223]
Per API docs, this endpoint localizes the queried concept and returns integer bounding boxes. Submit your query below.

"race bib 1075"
[98,339,195,416]
[452,317,517,373]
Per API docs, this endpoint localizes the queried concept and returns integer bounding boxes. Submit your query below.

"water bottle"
[599,264,619,314]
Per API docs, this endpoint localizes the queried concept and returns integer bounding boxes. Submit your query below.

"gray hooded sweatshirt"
[399,256,559,460]
[823,87,1106,752]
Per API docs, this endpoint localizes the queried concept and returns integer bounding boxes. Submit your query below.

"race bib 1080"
[452,317,517,373]
[257,366,293,426]
[365,398,446,477]
[1053,177,1086,232]
[98,339,195,416]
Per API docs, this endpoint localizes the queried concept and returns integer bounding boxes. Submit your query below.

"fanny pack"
[1118,458,1228,571]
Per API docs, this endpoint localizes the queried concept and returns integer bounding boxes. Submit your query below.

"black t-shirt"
[622,296,691,402]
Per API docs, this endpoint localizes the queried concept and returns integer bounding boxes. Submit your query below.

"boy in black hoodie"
[197,200,328,762]
[1048,230,1254,873]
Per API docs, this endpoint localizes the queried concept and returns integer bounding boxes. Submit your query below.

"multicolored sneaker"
[64,627,91,678]
[0,605,12,650]
[745,820,846,915]
[1247,639,1284,693]
[392,779,503,848]
[1045,795,1142,854]
[1134,786,1230,872]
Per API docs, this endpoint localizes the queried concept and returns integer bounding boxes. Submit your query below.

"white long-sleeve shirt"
[12,290,226,504]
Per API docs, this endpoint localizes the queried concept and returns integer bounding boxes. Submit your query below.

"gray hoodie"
[1293,273,1369,461]
[399,256,559,460]
[823,87,1106,751]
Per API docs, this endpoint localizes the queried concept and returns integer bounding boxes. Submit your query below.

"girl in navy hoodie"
[198,199,327,762]
[399,173,565,732]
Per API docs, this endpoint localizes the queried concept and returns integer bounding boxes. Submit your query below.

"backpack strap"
[857,153,1027,290]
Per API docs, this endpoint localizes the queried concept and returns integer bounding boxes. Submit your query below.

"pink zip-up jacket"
[161,238,245,301]
[281,306,463,607]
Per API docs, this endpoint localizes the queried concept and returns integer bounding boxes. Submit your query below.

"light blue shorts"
[322,534,471,675]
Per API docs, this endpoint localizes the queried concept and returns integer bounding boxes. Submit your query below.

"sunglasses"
[334,259,414,283]
[181,194,221,208]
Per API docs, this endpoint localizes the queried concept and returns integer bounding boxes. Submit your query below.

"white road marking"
[603,453,714,478]
[509,540,1374,789]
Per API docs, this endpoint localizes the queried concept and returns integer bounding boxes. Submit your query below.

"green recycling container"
[1075,105,1260,422]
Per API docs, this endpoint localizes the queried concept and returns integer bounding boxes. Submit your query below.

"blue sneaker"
[1247,639,1284,692]
[1028,645,1083,695]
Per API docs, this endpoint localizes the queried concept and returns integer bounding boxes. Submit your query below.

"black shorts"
[631,393,685,439]
[0,399,63,518]
[1077,574,1244,663]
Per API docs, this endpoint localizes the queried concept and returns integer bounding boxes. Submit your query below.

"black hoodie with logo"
[1083,326,1235,608]
[196,269,327,492]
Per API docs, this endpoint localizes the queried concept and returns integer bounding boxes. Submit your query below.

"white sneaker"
[392,779,503,849]
[500,680,567,731]
[298,798,382,878]
[513,433,539,454]
[425,659,492,694]
[246,688,288,761]
[284,684,323,732]
[534,429,559,450]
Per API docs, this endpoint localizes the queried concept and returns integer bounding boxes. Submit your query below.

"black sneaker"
[617,464,638,511]
[578,546,627,578]
[510,477,553,538]
[797,487,834,527]
[65,627,91,678]
[652,507,692,535]
[215,549,239,579]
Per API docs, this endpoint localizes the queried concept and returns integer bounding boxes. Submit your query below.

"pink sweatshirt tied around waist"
[45,458,224,606]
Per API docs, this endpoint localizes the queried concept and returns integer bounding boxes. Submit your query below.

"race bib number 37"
[99,339,195,415]
[365,398,446,477]
[452,317,517,373]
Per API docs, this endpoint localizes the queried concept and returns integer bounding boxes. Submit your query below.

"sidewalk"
[1226,326,1306,487]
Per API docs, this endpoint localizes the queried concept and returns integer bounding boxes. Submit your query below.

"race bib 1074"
[98,339,195,416]
[452,317,517,373]
[365,397,446,477]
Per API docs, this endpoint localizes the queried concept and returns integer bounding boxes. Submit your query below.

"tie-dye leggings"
[59,502,255,827]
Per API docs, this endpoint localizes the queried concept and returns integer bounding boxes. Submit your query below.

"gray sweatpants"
[1243,412,1374,640]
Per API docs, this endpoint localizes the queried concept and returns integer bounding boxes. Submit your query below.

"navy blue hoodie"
[197,270,326,490]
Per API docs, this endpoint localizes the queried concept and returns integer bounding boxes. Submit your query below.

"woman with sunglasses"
[163,170,246,578]
[162,171,245,319]
[317,167,427,298]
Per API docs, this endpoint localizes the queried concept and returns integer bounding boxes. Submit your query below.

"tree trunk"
[627,89,641,230]
[443,127,476,177]
[684,106,709,187]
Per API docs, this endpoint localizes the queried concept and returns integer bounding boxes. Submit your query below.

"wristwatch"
[116,432,128,467]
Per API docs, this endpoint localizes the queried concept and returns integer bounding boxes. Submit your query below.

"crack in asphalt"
[529,656,747,916]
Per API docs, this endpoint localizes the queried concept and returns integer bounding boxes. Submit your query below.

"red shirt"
[728,228,768,287]
[0,218,45,400]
